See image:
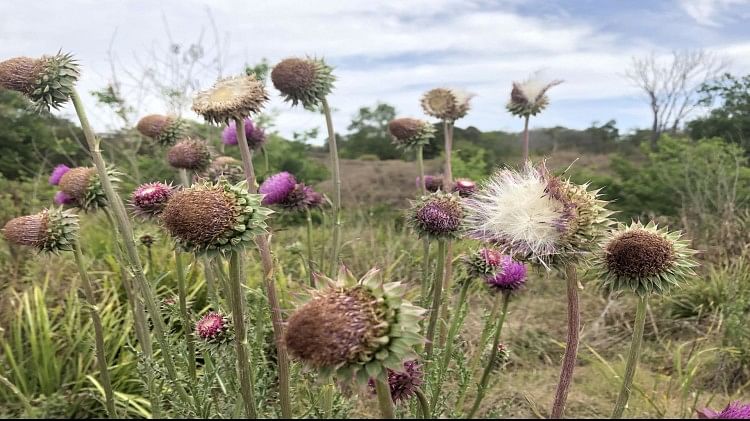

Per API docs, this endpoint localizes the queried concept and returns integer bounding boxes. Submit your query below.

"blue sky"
[1,0,749,142]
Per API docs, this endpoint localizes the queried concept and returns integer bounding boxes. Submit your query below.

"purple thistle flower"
[418,175,443,192]
[697,401,750,419]
[53,190,75,206]
[453,178,476,197]
[221,117,267,149]
[130,182,174,218]
[485,255,527,292]
[48,164,70,186]
[195,311,230,343]
[368,360,423,403]
[259,172,297,205]
[302,185,324,209]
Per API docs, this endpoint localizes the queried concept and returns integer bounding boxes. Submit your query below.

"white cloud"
[678,0,750,26]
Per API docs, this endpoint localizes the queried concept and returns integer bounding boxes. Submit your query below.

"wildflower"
[49,164,70,186]
[58,166,117,212]
[697,401,750,419]
[195,311,231,344]
[368,360,423,403]
[130,182,175,218]
[0,52,79,112]
[166,138,212,172]
[271,57,335,109]
[388,118,435,150]
[53,191,75,206]
[192,75,268,124]
[507,73,563,118]
[593,221,697,296]
[284,267,424,383]
[419,175,443,193]
[160,179,271,255]
[485,255,527,292]
[407,191,464,240]
[453,178,476,197]
[278,183,324,211]
[420,88,474,121]
[136,114,184,146]
[197,156,245,184]
[2,208,79,253]
[463,247,504,279]
[221,117,267,149]
[258,171,297,205]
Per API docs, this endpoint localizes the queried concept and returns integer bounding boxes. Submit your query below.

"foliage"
[689,73,750,151]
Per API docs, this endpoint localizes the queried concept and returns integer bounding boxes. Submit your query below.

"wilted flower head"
[463,247,504,279]
[453,179,476,197]
[407,191,464,240]
[197,156,245,184]
[284,267,424,383]
[420,88,474,121]
[271,57,335,109]
[195,311,231,344]
[507,73,563,117]
[0,52,79,112]
[49,164,70,186]
[259,171,297,205]
[418,175,443,193]
[161,179,272,255]
[59,167,117,212]
[465,162,612,268]
[485,255,527,292]
[368,360,423,403]
[388,118,435,150]
[278,183,324,212]
[130,182,175,218]
[136,114,184,146]
[593,221,697,297]
[167,138,212,172]
[697,401,750,419]
[192,74,268,124]
[221,117,267,149]
[53,191,75,206]
[2,208,79,253]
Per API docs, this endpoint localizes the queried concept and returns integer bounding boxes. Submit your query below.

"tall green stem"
[466,292,510,418]
[322,98,342,277]
[234,117,292,418]
[439,121,455,347]
[70,89,192,408]
[72,240,116,417]
[522,115,530,162]
[611,296,648,418]
[424,239,447,360]
[175,250,197,382]
[551,264,581,419]
[204,260,219,308]
[228,250,258,418]
[415,388,431,419]
[375,370,396,419]
[178,168,191,188]
[420,240,431,309]
[416,145,426,193]
[305,208,315,287]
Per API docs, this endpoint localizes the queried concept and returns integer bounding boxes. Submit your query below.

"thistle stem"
[178,168,191,187]
[439,121,455,347]
[522,115,530,162]
[175,250,197,383]
[322,98,342,277]
[551,264,581,419]
[415,388,431,419]
[70,89,193,409]
[466,292,510,418]
[420,240,431,309]
[235,117,292,418]
[443,120,454,191]
[416,145,426,193]
[228,250,258,418]
[72,240,116,417]
[306,208,315,287]
[424,239,447,360]
[375,370,396,419]
[204,260,219,308]
[611,296,648,418]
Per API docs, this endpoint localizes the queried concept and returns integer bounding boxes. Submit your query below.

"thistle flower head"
[387,118,435,150]
[53,191,75,206]
[420,88,474,121]
[195,311,232,344]
[284,267,424,384]
[2,208,79,253]
[130,182,175,218]
[485,255,527,292]
[465,162,612,268]
[161,179,272,255]
[278,183,324,212]
[697,401,750,419]
[221,117,267,149]
[367,360,423,403]
[407,191,464,240]
[419,175,443,193]
[593,221,697,297]
[166,138,212,171]
[48,164,70,186]
[507,73,563,117]
[0,52,79,112]
[463,247,504,279]
[258,171,297,205]
[136,114,184,146]
[453,178,476,197]
[197,156,245,184]
[192,75,268,124]
[59,166,117,212]
[271,57,335,109]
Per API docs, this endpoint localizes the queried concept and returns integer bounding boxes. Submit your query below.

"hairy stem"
[175,250,197,382]
[439,122,455,346]
[306,208,315,287]
[424,239,447,360]
[611,296,648,418]
[228,250,258,418]
[322,98,342,276]
[416,145,426,193]
[375,370,396,419]
[551,264,581,419]
[522,115,530,162]
[415,388,431,419]
[420,240,431,309]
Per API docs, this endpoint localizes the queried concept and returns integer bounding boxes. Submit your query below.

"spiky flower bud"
[593,221,697,297]
[388,118,435,150]
[195,311,232,344]
[453,179,476,197]
[463,247,504,279]
[417,175,443,193]
[48,164,70,186]
[0,52,79,112]
[136,114,184,146]
[485,255,527,292]
[192,75,268,124]
[507,74,563,117]
[197,156,245,184]
[285,267,424,383]
[58,167,117,212]
[368,360,423,403]
[271,57,335,109]
[2,208,79,253]
[161,179,272,255]
[407,191,464,240]
[221,117,267,149]
[420,88,474,122]
[53,191,75,206]
[130,182,175,218]
[258,171,297,205]
[697,401,750,419]
[166,138,212,172]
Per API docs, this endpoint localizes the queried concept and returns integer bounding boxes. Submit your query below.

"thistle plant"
[167,137,212,178]
[0,52,79,112]
[452,178,476,197]
[592,221,697,418]
[136,114,184,146]
[197,156,245,184]
[57,166,117,212]
[130,182,175,219]
[2,209,116,416]
[195,311,232,345]
[222,117,266,149]
[420,175,444,193]
[388,117,435,192]
[284,267,425,418]
[368,360,430,417]
[506,73,563,162]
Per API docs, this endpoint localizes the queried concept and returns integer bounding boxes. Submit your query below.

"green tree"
[340,103,399,160]
[688,73,750,151]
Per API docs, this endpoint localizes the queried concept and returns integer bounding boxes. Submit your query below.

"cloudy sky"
[1,0,749,143]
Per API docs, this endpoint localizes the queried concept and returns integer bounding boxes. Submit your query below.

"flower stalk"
[424,239,447,360]
[611,296,647,418]
[322,98,342,277]
[228,249,258,418]
[175,250,197,382]
[551,264,581,418]
[375,370,396,419]
[306,208,315,286]
[522,115,530,162]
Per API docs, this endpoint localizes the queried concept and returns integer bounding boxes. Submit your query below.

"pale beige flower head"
[507,72,563,117]
[420,88,474,121]
[192,75,268,124]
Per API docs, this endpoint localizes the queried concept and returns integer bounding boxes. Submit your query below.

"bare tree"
[625,50,727,147]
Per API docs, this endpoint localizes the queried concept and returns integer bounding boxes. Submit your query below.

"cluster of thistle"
[258,171,323,212]
[2,207,79,253]
[48,164,118,212]
[415,175,475,197]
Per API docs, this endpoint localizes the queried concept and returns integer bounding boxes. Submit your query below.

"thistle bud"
[130,182,175,218]
[2,208,79,253]
[197,156,245,184]
[195,311,232,344]
[484,255,527,292]
[388,118,435,150]
[453,178,476,197]
[0,52,79,112]
[167,138,211,172]
[136,114,184,146]
[258,172,297,205]
[463,247,503,279]
[407,191,464,240]
[58,167,115,212]
[271,57,335,109]
[368,360,423,403]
